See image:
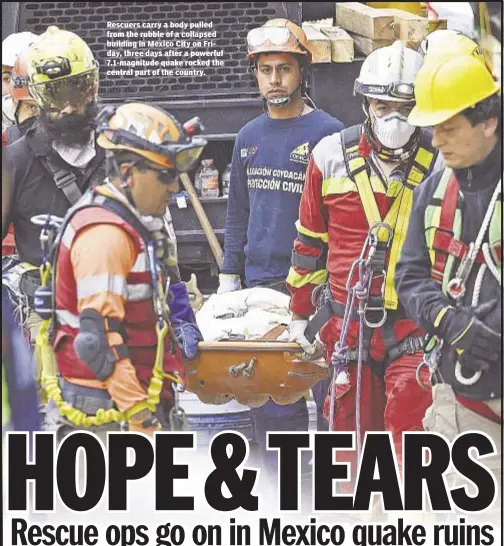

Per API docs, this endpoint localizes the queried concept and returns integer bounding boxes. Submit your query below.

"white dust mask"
[371,108,416,150]
[2,94,17,126]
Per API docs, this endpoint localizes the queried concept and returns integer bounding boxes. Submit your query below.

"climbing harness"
[417,177,501,390]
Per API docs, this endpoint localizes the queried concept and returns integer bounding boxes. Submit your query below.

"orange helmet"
[247,19,312,64]
[96,102,207,172]
[10,48,32,102]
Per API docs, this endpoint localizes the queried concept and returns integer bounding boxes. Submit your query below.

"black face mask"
[17,115,37,136]
[37,101,98,146]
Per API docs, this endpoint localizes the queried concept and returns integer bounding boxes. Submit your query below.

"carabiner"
[416,361,432,391]
[363,307,387,328]
[369,221,394,246]
[448,242,477,301]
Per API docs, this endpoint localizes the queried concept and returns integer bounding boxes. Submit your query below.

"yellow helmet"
[247,18,312,64]
[419,29,493,73]
[96,103,207,172]
[27,26,98,110]
[408,54,500,127]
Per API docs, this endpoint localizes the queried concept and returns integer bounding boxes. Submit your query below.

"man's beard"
[38,101,98,146]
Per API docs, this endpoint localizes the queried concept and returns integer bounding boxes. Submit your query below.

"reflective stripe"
[296,221,329,243]
[131,252,149,273]
[322,175,387,197]
[61,224,76,249]
[415,147,434,170]
[322,176,355,196]
[286,267,327,288]
[77,274,127,300]
[345,145,436,309]
[127,284,152,302]
[56,310,80,328]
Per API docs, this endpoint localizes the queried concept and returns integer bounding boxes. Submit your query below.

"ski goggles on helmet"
[101,127,206,173]
[354,81,415,101]
[247,27,306,55]
[29,66,98,111]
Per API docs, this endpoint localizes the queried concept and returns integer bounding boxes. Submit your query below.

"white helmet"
[418,29,463,57]
[354,41,424,102]
[2,31,38,67]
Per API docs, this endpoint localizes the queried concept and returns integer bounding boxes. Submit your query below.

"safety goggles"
[354,81,415,101]
[247,27,300,52]
[28,67,99,111]
[104,128,206,173]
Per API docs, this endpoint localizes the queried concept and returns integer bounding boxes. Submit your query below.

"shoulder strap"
[39,155,83,206]
[94,194,153,244]
[50,190,154,324]
[341,125,384,232]
[404,132,437,191]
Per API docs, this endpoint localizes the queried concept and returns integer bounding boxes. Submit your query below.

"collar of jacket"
[453,138,502,191]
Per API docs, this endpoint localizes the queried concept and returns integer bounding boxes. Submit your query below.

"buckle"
[401,335,424,355]
[54,171,78,189]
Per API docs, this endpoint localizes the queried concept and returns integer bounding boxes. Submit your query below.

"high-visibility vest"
[52,186,185,387]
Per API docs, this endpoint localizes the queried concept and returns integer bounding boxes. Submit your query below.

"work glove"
[439,300,501,371]
[283,319,326,361]
[217,274,242,294]
[168,282,203,360]
[128,409,162,438]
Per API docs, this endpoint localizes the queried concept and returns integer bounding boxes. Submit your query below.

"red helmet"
[10,48,32,102]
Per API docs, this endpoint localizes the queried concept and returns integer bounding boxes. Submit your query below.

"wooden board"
[302,24,331,63]
[185,341,329,407]
[320,27,354,63]
[336,2,395,40]
[382,8,429,42]
[427,19,448,33]
[348,31,394,55]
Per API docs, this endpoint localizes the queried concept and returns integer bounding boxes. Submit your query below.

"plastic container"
[194,162,203,197]
[221,163,231,197]
[200,158,219,199]
[178,390,254,445]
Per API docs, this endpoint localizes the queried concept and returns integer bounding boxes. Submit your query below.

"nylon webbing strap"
[42,157,83,205]
[292,232,328,271]
[342,128,435,309]
[433,173,460,282]
[305,300,357,343]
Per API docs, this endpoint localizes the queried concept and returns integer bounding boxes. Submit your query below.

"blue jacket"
[222,109,344,286]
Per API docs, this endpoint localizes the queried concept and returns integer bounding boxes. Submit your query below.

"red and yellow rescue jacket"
[287,125,444,359]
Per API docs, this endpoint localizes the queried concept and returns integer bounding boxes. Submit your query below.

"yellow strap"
[348,147,434,309]
[350,158,383,226]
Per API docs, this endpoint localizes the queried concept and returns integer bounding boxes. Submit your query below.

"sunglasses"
[135,161,178,184]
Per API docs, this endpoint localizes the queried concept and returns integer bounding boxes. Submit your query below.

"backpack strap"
[39,156,83,206]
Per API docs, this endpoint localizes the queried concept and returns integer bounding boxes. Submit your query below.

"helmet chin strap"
[265,80,303,109]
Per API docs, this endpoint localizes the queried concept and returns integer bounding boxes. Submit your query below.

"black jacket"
[2,122,105,266]
[3,117,36,146]
[396,141,502,401]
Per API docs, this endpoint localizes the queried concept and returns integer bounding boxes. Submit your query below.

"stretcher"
[185,330,329,407]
